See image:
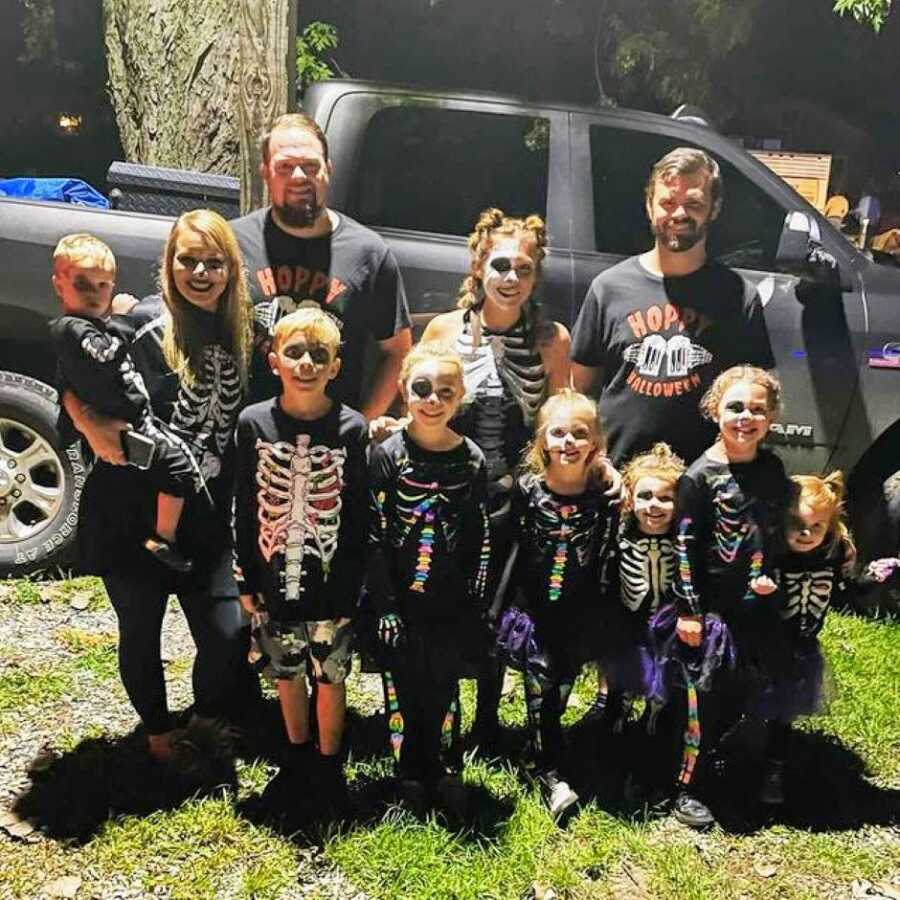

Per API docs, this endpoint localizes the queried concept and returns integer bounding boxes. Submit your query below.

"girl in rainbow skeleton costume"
[652,366,791,829]
[367,343,490,810]
[501,389,615,818]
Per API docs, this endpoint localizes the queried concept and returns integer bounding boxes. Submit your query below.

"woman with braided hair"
[419,208,573,747]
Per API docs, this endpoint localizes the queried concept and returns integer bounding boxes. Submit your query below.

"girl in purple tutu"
[602,443,685,733]
[652,365,791,828]
[755,472,855,805]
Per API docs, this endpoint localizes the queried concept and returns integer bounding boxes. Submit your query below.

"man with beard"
[571,147,773,466]
[231,113,412,417]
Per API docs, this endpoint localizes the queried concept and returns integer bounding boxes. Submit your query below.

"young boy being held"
[49,233,197,572]
[232,308,369,820]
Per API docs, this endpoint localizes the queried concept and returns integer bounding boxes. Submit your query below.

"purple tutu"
[746,639,832,722]
[647,604,737,704]
[600,642,657,696]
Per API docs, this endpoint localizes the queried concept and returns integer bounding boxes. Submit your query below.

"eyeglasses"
[176,254,227,273]
[489,257,534,278]
[409,376,458,402]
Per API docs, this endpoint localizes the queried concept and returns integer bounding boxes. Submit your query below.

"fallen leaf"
[754,861,778,878]
[69,592,91,611]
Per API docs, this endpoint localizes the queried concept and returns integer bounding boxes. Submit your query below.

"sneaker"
[759,759,786,805]
[671,791,715,829]
[143,535,193,573]
[541,769,579,819]
[398,778,429,819]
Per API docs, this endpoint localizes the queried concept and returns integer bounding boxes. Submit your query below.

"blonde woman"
[65,210,255,762]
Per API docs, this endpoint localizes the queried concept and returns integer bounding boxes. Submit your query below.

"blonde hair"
[700,365,782,420]
[621,442,685,513]
[271,307,341,355]
[53,233,116,275]
[522,388,605,476]
[160,209,253,388]
[399,341,465,385]
[790,471,855,558]
[457,207,547,311]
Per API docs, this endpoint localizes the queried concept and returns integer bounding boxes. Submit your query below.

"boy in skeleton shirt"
[233,309,369,818]
[601,444,685,735]
[367,343,490,817]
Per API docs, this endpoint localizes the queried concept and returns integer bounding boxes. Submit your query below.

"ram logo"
[769,422,814,445]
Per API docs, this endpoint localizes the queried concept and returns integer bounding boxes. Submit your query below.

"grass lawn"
[1,576,898,899]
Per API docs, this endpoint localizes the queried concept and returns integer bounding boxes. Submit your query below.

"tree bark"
[103,0,296,200]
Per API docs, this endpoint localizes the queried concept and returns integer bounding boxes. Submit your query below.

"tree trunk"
[103,0,295,201]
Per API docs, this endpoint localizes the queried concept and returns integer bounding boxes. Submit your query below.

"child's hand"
[377,613,405,648]
[368,415,410,443]
[239,593,259,615]
[864,557,900,583]
[751,575,777,595]
[595,456,624,504]
[111,292,139,315]
[676,615,703,647]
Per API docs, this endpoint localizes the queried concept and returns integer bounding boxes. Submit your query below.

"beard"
[274,193,320,228]
[653,218,708,252]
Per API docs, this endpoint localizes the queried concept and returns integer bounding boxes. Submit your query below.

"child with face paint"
[499,388,615,818]
[749,472,854,805]
[366,342,490,816]
[600,443,685,735]
[651,365,792,828]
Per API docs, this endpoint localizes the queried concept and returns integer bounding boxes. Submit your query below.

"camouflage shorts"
[249,613,354,684]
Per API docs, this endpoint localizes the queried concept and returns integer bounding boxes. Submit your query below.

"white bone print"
[255,434,345,605]
[619,534,676,613]
[779,568,834,635]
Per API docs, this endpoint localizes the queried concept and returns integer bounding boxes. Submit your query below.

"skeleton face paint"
[632,475,677,535]
[269,333,340,398]
[172,228,229,312]
[544,407,597,469]
[481,237,537,314]
[716,382,773,457]
[53,264,115,318]
[404,360,464,430]
[786,501,830,553]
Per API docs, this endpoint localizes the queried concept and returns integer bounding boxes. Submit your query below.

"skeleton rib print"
[255,434,345,605]
[779,567,835,636]
[618,530,676,614]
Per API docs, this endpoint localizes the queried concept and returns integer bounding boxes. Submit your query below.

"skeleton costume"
[50,313,198,498]
[233,398,368,681]
[506,472,615,772]
[76,295,253,737]
[602,517,677,697]
[367,429,490,787]
[649,449,791,792]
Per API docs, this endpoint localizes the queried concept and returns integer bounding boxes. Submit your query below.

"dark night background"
[1,0,897,201]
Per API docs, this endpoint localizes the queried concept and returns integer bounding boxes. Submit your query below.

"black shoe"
[397,778,429,819]
[434,773,468,822]
[143,535,193,573]
[759,759,786,805]
[579,692,608,727]
[540,769,579,820]
[672,791,715,829]
[318,752,350,818]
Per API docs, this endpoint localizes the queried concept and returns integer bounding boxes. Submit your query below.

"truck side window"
[349,107,550,237]
[589,126,784,272]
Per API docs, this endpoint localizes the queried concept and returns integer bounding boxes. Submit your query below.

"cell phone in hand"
[121,429,156,470]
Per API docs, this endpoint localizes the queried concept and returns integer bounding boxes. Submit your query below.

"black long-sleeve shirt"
[233,398,369,623]
[673,449,790,619]
[367,430,489,625]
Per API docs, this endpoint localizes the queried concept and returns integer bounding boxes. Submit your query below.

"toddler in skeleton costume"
[750,472,854,805]
[233,309,369,818]
[501,389,615,819]
[601,443,685,733]
[367,343,490,815]
[653,366,791,829]
[49,233,199,573]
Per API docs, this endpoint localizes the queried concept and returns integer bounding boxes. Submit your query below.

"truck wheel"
[0,372,86,578]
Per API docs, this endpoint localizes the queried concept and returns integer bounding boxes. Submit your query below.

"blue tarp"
[0,177,109,209]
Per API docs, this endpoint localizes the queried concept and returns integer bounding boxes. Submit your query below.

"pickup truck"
[2,78,900,580]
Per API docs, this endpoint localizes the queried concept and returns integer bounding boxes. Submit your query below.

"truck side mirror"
[776,211,843,289]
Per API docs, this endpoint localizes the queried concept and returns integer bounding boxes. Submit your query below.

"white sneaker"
[541,770,579,819]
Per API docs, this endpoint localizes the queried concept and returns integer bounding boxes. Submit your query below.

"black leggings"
[103,567,249,735]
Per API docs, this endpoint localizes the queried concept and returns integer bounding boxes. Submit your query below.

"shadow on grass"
[11,725,237,843]
[563,714,899,835]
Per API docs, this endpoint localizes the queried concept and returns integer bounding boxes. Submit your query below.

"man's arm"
[61,390,129,465]
[571,362,603,396]
[360,328,412,420]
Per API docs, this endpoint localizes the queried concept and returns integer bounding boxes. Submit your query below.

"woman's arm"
[61,390,129,465]
[541,321,572,392]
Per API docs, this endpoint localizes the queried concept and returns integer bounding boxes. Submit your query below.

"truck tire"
[0,372,87,578]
